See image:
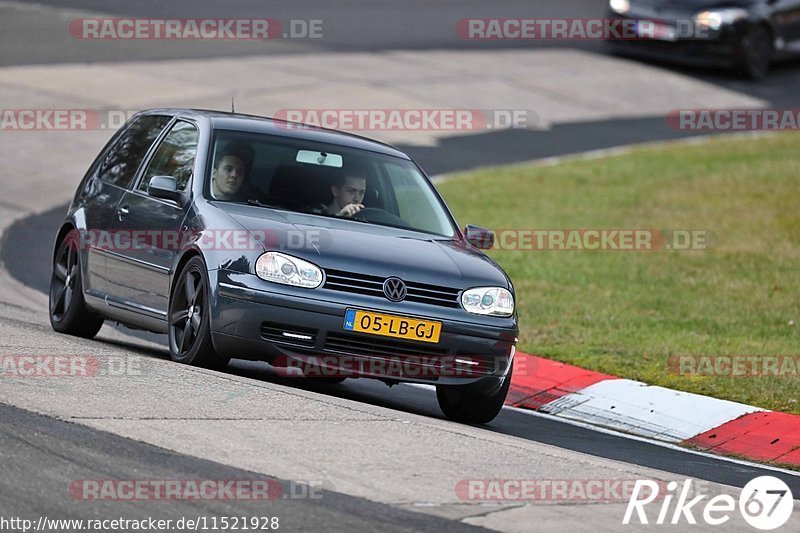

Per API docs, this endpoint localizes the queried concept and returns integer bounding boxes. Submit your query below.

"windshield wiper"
[245,199,285,209]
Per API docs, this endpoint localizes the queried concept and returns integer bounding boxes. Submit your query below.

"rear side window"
[98,115,171,188]
[138,120,199,192]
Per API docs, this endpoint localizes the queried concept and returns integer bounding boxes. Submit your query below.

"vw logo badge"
[383,277,407,302]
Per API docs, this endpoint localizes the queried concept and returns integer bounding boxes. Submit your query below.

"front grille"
[261,322,318,348]
[324,269,461,308]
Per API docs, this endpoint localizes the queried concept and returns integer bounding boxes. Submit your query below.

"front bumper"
[210,270,519,390]
[606,13,747,69]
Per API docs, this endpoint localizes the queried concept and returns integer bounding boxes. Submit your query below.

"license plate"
[636,21,677,41]
[343,309,442,344]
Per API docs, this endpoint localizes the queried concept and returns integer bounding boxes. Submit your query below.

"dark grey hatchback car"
[50,109,519,423]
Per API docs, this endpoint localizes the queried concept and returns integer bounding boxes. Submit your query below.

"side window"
[139,120,199,192]
[98,115,170,188]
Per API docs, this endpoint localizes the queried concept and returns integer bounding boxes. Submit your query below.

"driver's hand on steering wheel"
[337,203,364,217]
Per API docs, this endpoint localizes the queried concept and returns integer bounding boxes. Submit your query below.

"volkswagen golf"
[49,109,519,424]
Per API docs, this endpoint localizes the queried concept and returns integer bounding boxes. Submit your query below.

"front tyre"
[436,362,513,424]
[168,256,230,369]
[738,25,773,80]
[49,233,104,338]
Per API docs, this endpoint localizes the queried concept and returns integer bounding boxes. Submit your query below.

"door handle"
[117,205,130,221]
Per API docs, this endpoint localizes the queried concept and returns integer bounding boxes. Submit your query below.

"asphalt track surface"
[1,402,491,532]
[2,0,800,107]
[2,1,800,531]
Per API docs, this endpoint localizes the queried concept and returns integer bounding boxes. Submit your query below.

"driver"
[211,141,255,201]
[325,171,366,217]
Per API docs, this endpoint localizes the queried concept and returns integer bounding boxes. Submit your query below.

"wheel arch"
[52,222,77,263]
[170,247,204,296]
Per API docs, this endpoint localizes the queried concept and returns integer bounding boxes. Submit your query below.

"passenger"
[211,142,254,201]
[325,171,367,217]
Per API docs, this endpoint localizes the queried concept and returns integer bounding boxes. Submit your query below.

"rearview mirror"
[147,176,184,204]
[464,225,495,250]
[296,150,343,168]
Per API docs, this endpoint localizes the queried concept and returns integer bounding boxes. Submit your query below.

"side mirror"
[464,224,495,250]
[147,176,184,204]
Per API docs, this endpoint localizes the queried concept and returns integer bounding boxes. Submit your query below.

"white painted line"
[504,406,800,479]
[540,379,763,443]
[404,383,799,477]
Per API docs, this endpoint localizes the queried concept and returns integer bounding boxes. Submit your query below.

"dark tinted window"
[98,115,170,188]
[139,120,199,192]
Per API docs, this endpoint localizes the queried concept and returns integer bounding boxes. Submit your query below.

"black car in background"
[49,109,518,424]
[607,0,800,78]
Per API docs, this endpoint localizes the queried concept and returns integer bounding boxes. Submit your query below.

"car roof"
[140,108,411,160]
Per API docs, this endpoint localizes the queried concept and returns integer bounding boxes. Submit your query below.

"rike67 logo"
[624,476,795,530]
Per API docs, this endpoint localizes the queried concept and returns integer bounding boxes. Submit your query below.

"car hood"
[222,204,511,290]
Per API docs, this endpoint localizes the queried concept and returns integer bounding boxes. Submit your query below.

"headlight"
[255,252,323,288]
[695,8,748,31]
[461,287,514,317]
[609,0,631,15]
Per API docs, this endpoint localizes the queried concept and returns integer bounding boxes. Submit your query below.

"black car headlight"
[461,287,514,317]
[609,0,631,15]
[256,252,324,288]
[695,8,748,31]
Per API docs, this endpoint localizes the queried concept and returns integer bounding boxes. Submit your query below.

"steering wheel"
[353,207,409,227]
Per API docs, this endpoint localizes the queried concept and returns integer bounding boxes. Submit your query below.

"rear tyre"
[168,256,230,369]
[49,233,104,338]
[436,362,513,424]
[739,26,773,80]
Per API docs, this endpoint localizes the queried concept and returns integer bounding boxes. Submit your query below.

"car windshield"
[207,130,457,238]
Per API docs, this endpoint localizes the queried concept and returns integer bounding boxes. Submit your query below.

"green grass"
[438,133,800,414]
